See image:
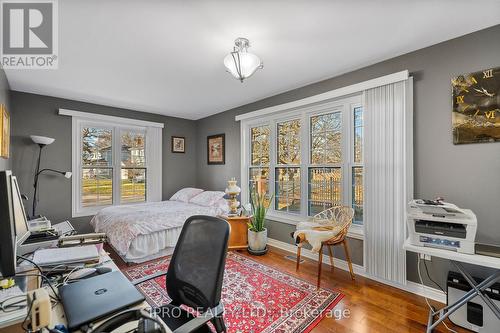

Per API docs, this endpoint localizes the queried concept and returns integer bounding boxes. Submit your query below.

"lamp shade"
[224,52,262,81]
[30,135,55,145]
[224,38,263,82]
[225,178,241,195]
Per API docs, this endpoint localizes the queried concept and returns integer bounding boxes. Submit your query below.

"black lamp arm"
[36,168,67,177]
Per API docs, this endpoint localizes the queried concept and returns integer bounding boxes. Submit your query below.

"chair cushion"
[293,222,343,253]
[158,303,213,333]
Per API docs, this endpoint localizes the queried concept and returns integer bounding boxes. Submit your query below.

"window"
[275,119,301,213]
[81,127,113,207]
[352,107,364,224]
[242,95,364,233]
[69,110,163,217]
[309,111,342,215]
[249,125,270,196]
[120,130,147,203]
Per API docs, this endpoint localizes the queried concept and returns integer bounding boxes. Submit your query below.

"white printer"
[407,199,477,254]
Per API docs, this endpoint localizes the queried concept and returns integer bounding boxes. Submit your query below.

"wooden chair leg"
[296,245,301,271]
[327,245,335,269]
[342,240,355,280]
[317,244,323,289]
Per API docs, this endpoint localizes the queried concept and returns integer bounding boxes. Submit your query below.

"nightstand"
[219,215,251,251]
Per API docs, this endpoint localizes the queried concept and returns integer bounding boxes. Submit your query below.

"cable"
[0,294,27,312]
[63,266,84,284]
[417,256,457,333]
[423,259,446,294]
[15,273,61,303]
[21,292,35,332]
[17,255,44,279]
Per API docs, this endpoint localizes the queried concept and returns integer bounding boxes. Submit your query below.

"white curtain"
[146,126,163,202]
[364,79,413,285]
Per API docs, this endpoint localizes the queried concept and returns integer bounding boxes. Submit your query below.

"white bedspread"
[90,200,226,256]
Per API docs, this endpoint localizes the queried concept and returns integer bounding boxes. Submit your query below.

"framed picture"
[171,136,185,153]
[452,66,500,144]
[207,134,225,165]
[0,104,9,158]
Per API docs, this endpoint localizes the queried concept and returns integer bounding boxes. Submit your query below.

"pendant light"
[223,38,263,82]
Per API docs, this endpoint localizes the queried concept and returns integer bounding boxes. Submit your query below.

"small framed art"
[207,134,225,165]
[0,104,9,158]
[171,136,185,153]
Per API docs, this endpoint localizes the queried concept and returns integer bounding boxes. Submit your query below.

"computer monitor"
[11,176,30,245]
[0,171,31,278]
[0,170,17,278]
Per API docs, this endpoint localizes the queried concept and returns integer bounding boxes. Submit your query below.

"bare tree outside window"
[81,127,147,207]
[81,127,113,207]
[121,131,146,203]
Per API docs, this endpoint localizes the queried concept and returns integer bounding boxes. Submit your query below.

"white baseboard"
[267,238,446,304]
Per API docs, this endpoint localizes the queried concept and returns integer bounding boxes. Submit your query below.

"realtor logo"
[1,0,58,69]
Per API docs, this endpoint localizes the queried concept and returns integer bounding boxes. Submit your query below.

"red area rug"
[123,252,343,333]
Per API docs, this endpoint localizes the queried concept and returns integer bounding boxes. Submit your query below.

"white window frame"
[240,94,365,239]
[60,109,163,217]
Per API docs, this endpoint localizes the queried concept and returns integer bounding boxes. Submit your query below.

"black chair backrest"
[166,215,230,311]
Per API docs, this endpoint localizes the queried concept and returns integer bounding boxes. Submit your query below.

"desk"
[0,253,172,333]
[404,239,500,332]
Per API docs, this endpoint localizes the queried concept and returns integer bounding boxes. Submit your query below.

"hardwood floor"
[108,245,470,333]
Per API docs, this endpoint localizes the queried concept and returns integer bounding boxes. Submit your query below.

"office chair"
[132,215,230,333]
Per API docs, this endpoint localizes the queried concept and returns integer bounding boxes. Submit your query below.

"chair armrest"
[131,270,169,285]
[172,304,224,333]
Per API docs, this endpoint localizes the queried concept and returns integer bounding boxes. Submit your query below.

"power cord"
[16,255,61,302]
[417,256,457,333]
[423,259,446,294]
[21,292,35,332]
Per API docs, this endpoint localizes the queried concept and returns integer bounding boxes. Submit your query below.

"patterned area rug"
[123,252,343,333]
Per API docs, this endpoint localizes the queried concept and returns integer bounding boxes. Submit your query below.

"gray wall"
[0,69,10,171]
[196,25,500,288]
[10,91,198,232]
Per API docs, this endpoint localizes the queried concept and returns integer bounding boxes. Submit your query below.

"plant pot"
[248,228,268,255]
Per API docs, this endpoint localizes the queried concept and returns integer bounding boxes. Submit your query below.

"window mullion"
[269,120,276,212]
[300,112,308,217]
[113,127,120,205]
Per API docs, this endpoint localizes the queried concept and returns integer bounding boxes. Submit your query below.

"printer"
[407,199,477,254]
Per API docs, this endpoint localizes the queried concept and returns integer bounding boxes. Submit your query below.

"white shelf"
[403,238,500,269]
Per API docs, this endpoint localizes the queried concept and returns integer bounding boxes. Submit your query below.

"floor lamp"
[30,135,72,219]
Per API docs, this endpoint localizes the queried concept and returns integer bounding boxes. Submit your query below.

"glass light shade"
[225,178,241,195]
[30,135,55,145]
[224,51,262,81]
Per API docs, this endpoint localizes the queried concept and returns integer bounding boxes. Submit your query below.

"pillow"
[189,191,226,207]
[170,188,204,203]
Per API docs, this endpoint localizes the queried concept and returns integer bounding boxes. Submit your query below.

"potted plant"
[247,189,272,255]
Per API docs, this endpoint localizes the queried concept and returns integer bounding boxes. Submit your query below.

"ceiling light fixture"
[224,38,263,82]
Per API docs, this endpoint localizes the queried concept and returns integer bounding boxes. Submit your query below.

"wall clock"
[452,66,500,144]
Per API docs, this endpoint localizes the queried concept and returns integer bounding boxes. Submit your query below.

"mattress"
[91,200,228,262]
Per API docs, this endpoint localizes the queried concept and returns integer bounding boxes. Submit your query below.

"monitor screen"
[0,170,17,278]
[11,176,30,245]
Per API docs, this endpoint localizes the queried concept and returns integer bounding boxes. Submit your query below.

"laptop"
[59,271,145,331]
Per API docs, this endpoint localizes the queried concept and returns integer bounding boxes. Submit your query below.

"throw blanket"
[90,201,226,256]
[293,221,342,253]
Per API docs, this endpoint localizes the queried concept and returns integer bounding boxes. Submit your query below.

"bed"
[90,188,229,263]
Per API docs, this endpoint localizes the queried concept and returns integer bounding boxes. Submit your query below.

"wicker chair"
[295,206,355,288]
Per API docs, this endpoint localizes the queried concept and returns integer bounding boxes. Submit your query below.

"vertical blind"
[364,79,413,285]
